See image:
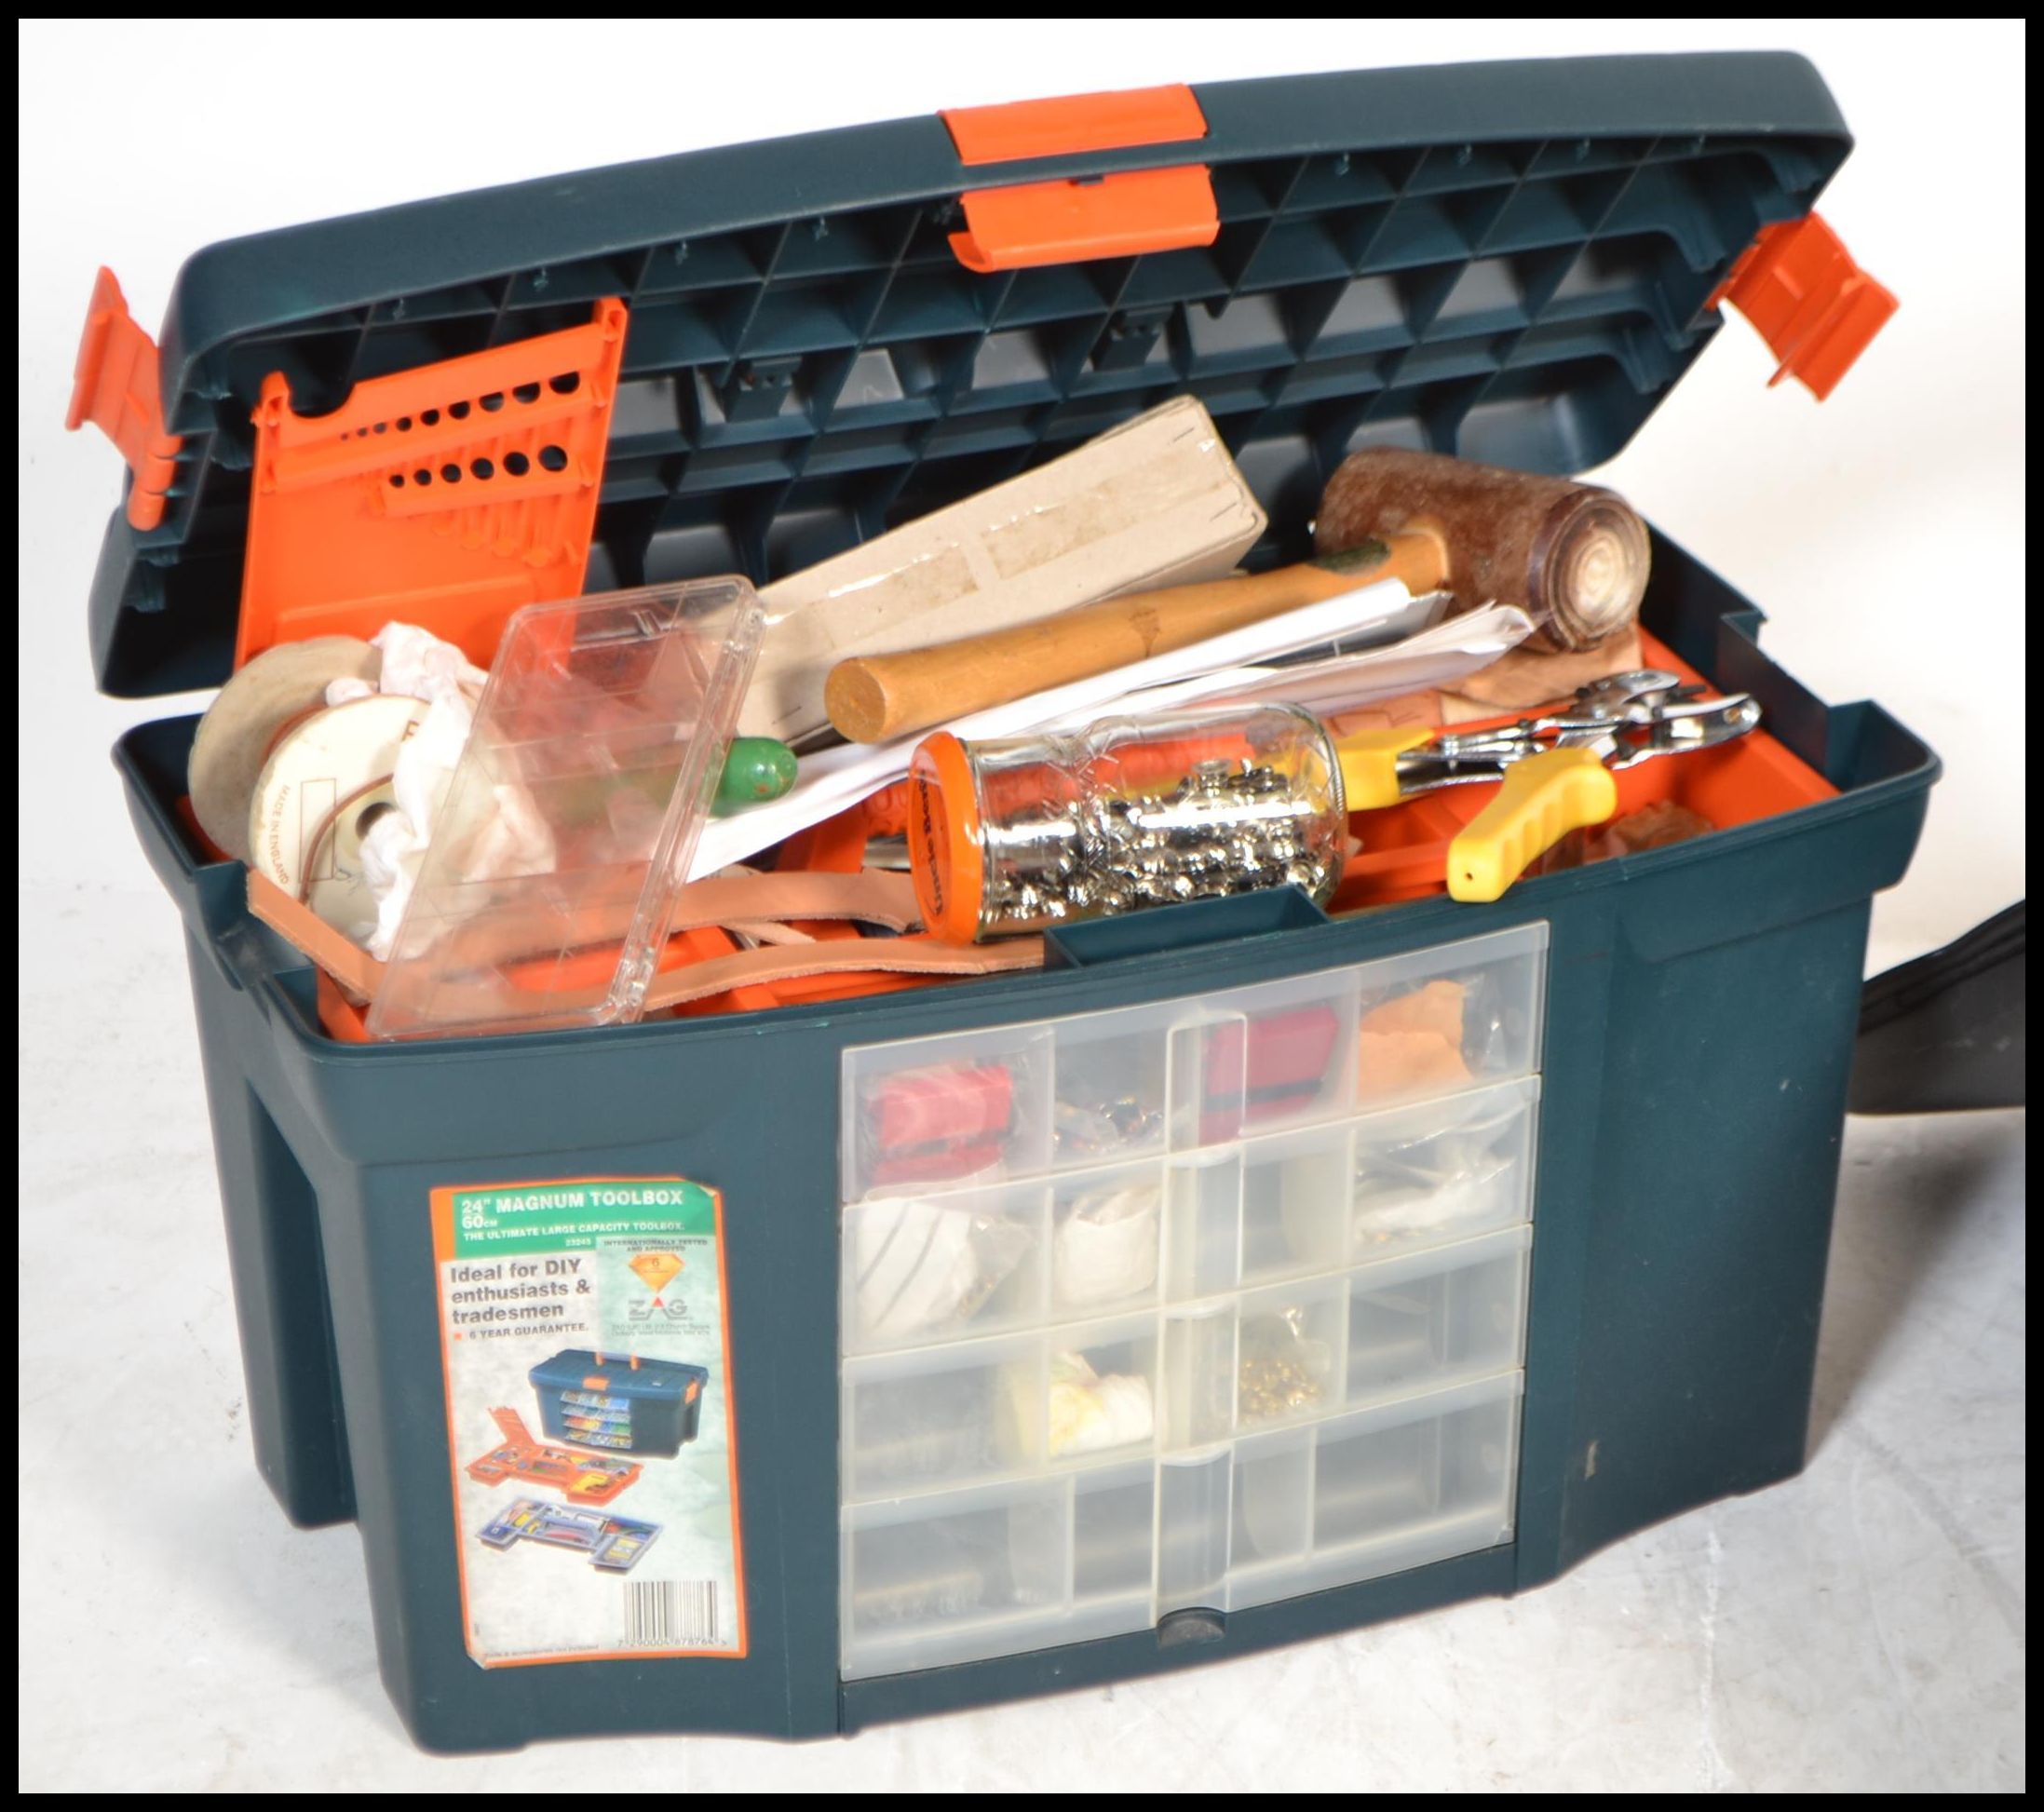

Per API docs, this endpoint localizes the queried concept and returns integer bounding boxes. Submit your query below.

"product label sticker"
[431,1178,746,1667]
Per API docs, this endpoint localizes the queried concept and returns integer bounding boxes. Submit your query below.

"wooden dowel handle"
[824,530,1450,743]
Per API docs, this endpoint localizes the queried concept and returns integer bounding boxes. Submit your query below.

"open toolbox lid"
[530,1349,708,1400]
[74,52,1892,700]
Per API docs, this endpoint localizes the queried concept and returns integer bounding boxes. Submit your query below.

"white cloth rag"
[321,623,523,958]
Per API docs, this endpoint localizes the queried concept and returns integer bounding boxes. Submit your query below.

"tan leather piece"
[249,866,931,1010]
[643,935,1046,1008]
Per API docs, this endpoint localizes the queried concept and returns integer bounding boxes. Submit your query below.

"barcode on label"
[625,1579,718,1649]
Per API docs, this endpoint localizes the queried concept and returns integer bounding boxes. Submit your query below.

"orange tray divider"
[236,298,629,670]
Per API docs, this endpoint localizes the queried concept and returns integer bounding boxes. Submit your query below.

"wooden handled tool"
[1315,447,1649,655]
[824,531,1451,744]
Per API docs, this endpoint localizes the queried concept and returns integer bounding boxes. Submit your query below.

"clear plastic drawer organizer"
[838,924,1546,1680]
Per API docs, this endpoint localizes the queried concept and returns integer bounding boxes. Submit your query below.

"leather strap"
[248,864,981,1017]
[670,870,920,933]
[643,935,1045,1007]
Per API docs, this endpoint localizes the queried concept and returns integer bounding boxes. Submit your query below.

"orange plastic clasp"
[951,168,1219,274]
[1714,212,1897,401]
[942,82,1215,274]
[66,267,183,532]
[942,84,1208,166]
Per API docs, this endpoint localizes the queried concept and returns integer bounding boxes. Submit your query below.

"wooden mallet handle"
[825,529,1450,743]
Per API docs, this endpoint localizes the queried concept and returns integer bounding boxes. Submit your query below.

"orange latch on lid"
[950,167,1220,273]
[66,268,183,532]
[236,297,629,671]
[942,83,1216,274]
[1712,212,1897,401]
[942,84,1208,165]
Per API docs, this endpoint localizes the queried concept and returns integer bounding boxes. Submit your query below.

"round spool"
[302,778,400,942]
[249,696,427,903]
[187,636,381,859]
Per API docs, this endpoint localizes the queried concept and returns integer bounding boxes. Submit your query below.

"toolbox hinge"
[1712,212,1897,401]
[66,267,183,532]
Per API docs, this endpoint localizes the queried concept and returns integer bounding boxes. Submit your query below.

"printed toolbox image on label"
[430,1178,746,1666]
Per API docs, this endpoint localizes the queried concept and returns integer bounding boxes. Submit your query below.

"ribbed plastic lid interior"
[88,54,1848,696]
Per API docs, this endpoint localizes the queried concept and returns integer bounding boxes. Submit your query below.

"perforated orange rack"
[236,299,629,671]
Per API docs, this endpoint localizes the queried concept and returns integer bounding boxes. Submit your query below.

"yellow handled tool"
[1331,668,1762,901]
[1334,725,1436,810]
[1444,748,1618,901]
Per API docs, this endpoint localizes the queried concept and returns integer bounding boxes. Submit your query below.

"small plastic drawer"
[1189,967,1362,1145]
[1230,1424,1314,1571]
[1352,923,1548,1112]
[842,1334,1042,1500]
[1308,1374,1521,1562]
[1072,1461,1156,1602]
[1239,1124,1354,1286]
[1049,1002,1182,1169]
[1041,1318,1160,1465]
[841,1180,1049,1355]
[841,1479,1069,1678]
[842,1023,1053,1200]
[1352,1075,1539,1258]
[1344,1225,1531,1407]
[1235,1278,1347,1433]
[1049,1161,1164,1317]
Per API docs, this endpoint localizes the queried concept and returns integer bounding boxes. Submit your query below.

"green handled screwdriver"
[711,737,798,816]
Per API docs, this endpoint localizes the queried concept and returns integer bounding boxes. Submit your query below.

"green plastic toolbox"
[83,53,1935,1749]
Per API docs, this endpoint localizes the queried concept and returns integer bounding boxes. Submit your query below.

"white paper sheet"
[1055,602,1536,723]
[688,584,1528,877]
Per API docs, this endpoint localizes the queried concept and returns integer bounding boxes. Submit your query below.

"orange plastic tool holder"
[236,298,629,671]
[66,268,183,532]
[942,83,1216,273]
[1714,212,1897,401]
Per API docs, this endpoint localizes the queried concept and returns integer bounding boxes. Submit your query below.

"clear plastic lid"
[366,578,764,1040]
